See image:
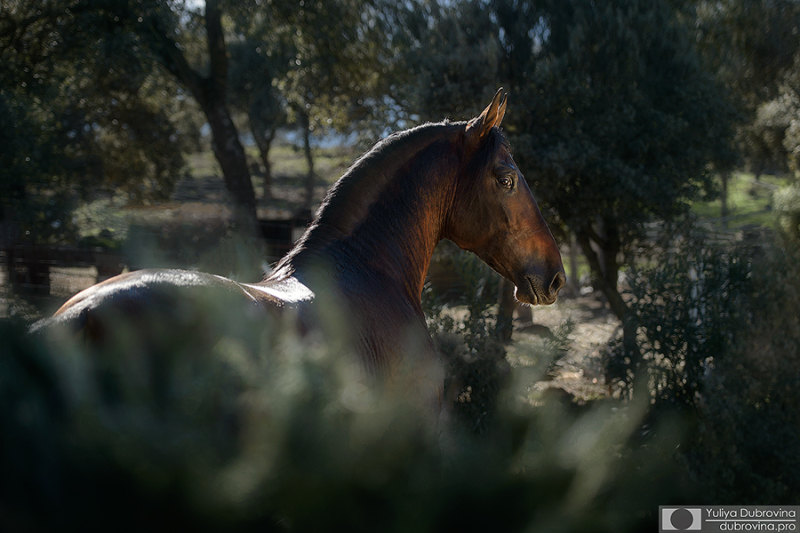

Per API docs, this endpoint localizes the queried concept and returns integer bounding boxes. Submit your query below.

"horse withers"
[34,89,565,414]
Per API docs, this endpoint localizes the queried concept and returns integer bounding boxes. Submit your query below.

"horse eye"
[497,175,514,189]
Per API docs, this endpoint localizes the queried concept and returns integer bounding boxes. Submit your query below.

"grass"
[691,171,789,230]
[186,142,356,186]
[266,143,356,186]
[183,141,356,218]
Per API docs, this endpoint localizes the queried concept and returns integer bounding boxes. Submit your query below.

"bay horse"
[34,90,565,412]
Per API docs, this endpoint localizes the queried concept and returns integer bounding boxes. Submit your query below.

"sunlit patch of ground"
[508,293,620,403]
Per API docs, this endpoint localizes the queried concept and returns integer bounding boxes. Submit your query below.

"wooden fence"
[1,216,311,299]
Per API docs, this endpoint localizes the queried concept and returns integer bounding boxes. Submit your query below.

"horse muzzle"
[515,268,566,306]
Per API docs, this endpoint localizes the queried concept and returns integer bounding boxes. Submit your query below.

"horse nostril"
[549,271,566,297]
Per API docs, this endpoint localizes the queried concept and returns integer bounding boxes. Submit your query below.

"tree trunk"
[576,226,643,397]
[576,229,627,319]
[144,0,258,234]
[568,232,580,294]
[578,219,625,317]
[599,216,620,290]
[250,120,275,202]
[249,99,276,202]
[206,102,258,233]
[300,110,316,211]
[721,171,730,229]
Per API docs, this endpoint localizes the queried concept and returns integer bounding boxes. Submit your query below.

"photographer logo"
[661,507,702,531]
[660,506,799,532]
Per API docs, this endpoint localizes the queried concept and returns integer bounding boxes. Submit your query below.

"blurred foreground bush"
[2,301,685,532]
[611,222,800,501]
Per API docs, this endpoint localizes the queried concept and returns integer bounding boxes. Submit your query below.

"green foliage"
[740,97,793,177]
[424,243,507,433]
[504,0,736,234]
[0,88,81,243]
[0,1,199,243]
[1,304,684,532]
[245,0,400,138]
[394,1,501,122]
[774,183,800,239]
[609,223,800,501]
[611,224,754,404]
[781,59,800,177]
[688,1,800,180]
[692,236,800,501]
[687,0,800,109]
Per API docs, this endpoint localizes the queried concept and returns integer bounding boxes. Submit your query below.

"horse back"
[33,269,285,350]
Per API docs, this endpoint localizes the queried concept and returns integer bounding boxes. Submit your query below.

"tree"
[492,0,736,362]
[687,0,800,207]
[133,0,258,231]
[227,40,287,201]
[784,59,800,177]
[3,0,402,232]
[0,1,195,245]
[0,0,257,232]
[271,0,401,211]
[392,0,501,122]
[687,0,800,110]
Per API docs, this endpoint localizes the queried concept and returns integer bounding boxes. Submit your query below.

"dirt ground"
[507,291,620,402]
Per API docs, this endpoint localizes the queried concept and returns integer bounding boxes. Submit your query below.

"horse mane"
[316,121,465,234]
[266,120,468,280]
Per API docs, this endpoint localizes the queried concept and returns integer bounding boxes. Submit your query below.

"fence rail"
[1,216,311,304]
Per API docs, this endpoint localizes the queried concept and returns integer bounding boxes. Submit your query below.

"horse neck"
[271,126,462,307]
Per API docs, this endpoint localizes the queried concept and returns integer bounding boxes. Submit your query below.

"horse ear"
[466,88,508,143]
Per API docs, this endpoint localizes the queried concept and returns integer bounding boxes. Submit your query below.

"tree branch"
[582,222,608,249]
[141,7,207,105]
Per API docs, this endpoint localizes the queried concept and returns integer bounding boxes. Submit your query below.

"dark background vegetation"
[2,0,800,531]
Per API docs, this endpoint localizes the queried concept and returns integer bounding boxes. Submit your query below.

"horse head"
[446,89,566,305]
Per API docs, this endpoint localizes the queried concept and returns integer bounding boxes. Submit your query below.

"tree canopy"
[2,0,796,302]
[398,0,738,331]
[501,0,737,317]
[0,0,196,243]
[2,0,405,234]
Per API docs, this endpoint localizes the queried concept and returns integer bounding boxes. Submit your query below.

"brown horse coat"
[34,90,565,409]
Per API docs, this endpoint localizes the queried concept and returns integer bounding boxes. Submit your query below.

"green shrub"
[2,298,684,532]
[610,223,800,501]
[613,227,754,406]
[689,237,800,502]
[423,243,507,434]
[774,183,800,239]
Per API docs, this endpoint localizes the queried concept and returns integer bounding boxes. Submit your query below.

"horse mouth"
[515,275,558,306]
